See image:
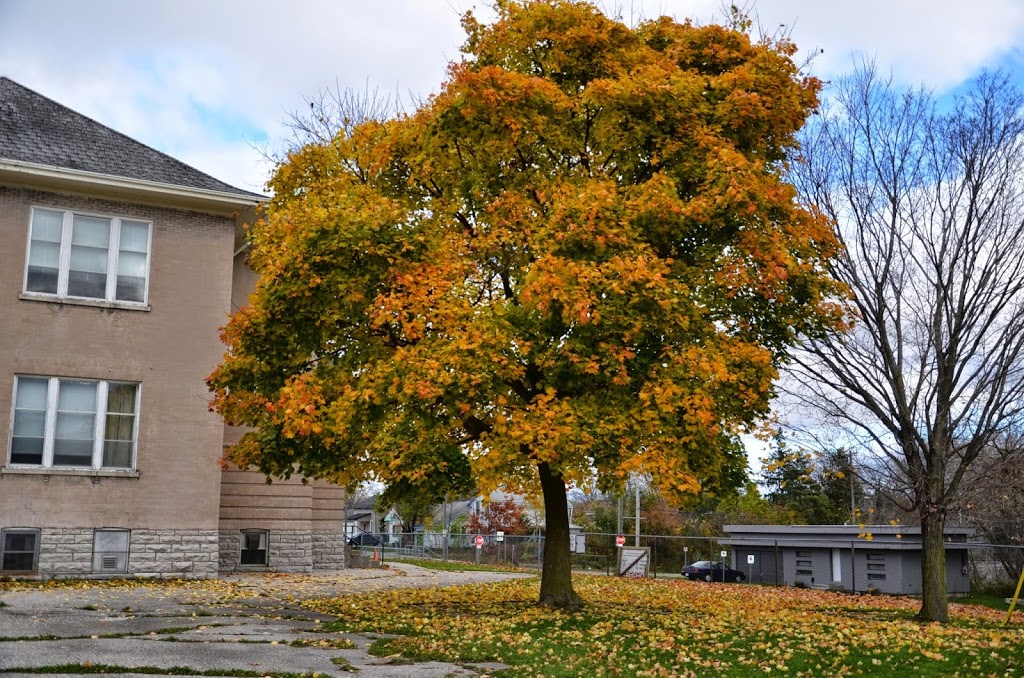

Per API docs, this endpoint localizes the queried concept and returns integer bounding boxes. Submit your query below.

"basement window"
[1,528,40,573]
[92,529,130,574]
[239,530,268,566]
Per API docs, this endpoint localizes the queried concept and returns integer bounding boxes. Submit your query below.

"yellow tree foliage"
[208,0,843,608]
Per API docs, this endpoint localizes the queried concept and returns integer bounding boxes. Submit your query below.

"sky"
[3,0,1024,195]
[3,0,1023,478]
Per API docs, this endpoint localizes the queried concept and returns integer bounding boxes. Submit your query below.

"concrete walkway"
[0,564,532,677]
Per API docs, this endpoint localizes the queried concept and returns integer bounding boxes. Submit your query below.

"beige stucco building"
[0,76,344,578]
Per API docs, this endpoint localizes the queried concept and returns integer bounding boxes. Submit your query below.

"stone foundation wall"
[26,527,342,579]
[218,529,321,573]
[36,528,218,579]
[269,530,314,572]
[218,530,241,572]
[218,529,345,572]
[312,529,346,569]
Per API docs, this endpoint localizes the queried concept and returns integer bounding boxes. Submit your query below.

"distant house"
[0,76,345,578]
[433,490,585,553]
[721,524,975,595]
[344,495,383,539]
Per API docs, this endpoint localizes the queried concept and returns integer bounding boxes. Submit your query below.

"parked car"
[681,560,746,582]
[347,533,385,547]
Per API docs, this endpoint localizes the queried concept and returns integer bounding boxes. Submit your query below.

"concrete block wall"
[218,530,241,572]
[35,528,218,579]
[129,529,219,578]
[312,529,346,569]
[270,530,314,572]
[219,529,347,573]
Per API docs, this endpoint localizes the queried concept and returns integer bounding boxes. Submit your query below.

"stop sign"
[616,534,626,547]
[475,534,484,547]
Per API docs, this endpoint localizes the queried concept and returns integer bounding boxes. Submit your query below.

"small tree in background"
[817,447,864,524]
[683,482,802,537]
[570,492,620,558]
[467,497,533,536]
[760,430,853,524]
[761,430,822,518]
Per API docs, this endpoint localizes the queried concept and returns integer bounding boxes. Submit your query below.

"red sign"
[475,534,484,547]
[615,534,626,547]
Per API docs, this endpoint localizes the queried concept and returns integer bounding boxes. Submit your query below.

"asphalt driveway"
[0,564,532,677]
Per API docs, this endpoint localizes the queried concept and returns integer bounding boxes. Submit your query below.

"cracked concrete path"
[0,563,531,677]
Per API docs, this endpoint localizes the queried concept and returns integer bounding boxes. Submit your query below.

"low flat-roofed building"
[721,524,975,595]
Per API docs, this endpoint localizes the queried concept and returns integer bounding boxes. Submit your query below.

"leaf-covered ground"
[307,575,1024,677]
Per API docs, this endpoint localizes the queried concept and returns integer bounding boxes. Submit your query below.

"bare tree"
[953,433,1024,581]
[787,63,1024,622]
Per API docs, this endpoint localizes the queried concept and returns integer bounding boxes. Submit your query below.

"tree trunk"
[537,462,582,610]
[918,504,949,622]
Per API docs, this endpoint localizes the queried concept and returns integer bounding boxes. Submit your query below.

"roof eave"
[724,524,977,536]
[0,159,265,215]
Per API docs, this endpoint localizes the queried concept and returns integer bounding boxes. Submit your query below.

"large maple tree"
[208,0,842,608]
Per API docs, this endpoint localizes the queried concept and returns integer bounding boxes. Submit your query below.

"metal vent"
[101,555,118,570]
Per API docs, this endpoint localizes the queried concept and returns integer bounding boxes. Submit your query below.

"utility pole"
[634,482,641,547]
[616,493,624,537]
[442,492,450,561]
[850,465,856,519]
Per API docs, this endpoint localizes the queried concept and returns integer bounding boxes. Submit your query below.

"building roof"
[0,76,262,200]
[721,524,977,551]
[723,524,976,538]
[347,495,380,511]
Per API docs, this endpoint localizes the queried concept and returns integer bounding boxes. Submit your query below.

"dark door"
[735,548,777,584]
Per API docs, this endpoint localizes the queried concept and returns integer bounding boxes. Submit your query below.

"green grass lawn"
[307,574,1024,677]
[955,592,1017,612]
[389,557,523,573]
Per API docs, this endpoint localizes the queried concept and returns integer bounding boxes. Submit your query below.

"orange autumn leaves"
[207,1,843,509]
[308,575,1024,677]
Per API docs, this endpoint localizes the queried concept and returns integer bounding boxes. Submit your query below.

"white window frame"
[22,206,153,306]
[7,376,141,471]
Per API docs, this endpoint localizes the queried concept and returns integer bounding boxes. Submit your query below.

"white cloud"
[748,0,1024,89]
[2,0,1023,191]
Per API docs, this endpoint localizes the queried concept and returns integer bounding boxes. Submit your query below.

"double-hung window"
[9,376,140,470]
[24,207,152,305]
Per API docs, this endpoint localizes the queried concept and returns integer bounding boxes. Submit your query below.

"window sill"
[19,292,151,312]
[1,466,140,479]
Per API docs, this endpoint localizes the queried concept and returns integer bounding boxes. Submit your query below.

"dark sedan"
[347,533,385,547]
[681,560,746,582]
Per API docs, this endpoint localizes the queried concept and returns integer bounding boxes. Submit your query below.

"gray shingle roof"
[0,76,263,198]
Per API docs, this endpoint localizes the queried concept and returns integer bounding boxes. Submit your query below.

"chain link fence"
[350,531,1024,598]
